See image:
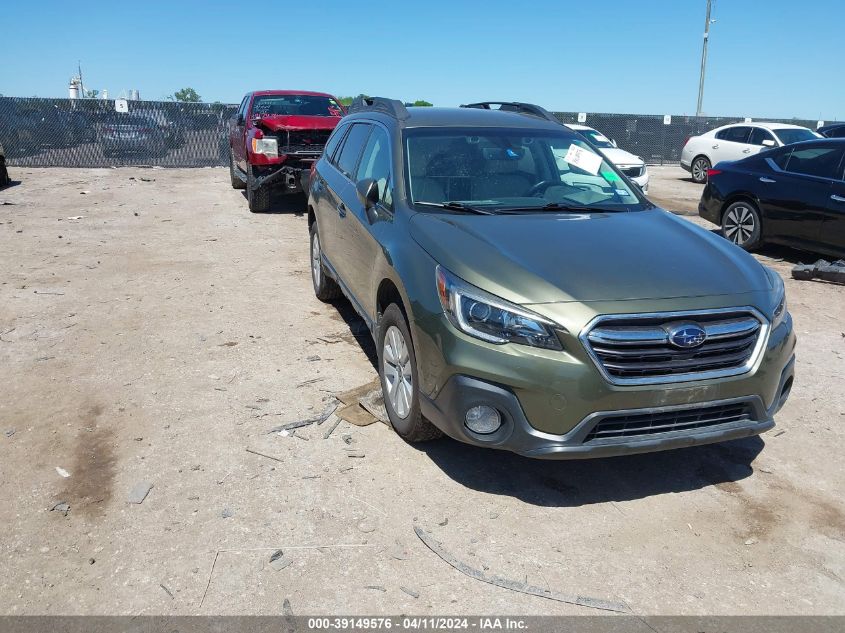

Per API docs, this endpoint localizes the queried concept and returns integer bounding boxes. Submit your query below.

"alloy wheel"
[382,325,413,419]
[311,232,322,288]
[693,159,709,182]
[723,205,755,245]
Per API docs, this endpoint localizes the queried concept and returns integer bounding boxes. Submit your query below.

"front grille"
[619,165,644,178]
[582,309,767,385]
[584,402,755,443]
[279,129,332,155]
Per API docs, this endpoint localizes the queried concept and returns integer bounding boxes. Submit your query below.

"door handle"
[832,194,845,203]
[742,148,751,154]
[712,144,719,149]
[759,177,776,183]
[336,202,347,217]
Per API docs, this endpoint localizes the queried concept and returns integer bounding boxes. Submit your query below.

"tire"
[721,200,762,251]
[229,150,246,190]
[378,304,442,443]
[691,156,711,184]
[0,157,10,188]
[246,166,271,212]
[309,222,342,302]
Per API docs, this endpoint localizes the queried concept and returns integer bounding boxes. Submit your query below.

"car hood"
[409,209,772,304]
[599,147,643,166]
[253,114,340,132]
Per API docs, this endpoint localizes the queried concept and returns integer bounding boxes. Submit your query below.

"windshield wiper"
[414,201,495,215]
[497,202,626,213]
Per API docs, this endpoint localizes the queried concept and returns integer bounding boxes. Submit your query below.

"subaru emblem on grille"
[667,323,707,349]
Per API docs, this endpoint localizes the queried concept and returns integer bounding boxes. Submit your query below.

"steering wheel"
[528,180,556,196]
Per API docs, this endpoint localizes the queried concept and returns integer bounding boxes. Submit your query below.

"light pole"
[696,0,714,117]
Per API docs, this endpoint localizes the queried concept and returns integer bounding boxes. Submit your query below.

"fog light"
[465,405,501,434]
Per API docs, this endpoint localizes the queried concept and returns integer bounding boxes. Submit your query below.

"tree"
[337,94,370,107]
[85,89,99,99]
[170,87,202,103]
[411,99,433,107]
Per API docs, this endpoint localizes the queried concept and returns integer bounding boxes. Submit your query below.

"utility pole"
[696,0,713,116]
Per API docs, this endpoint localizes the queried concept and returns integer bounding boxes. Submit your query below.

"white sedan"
[566,124,649,193]
[681,122,821,183]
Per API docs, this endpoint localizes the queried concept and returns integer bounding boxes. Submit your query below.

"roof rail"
[347,96,410,120]
[460,101,561,125]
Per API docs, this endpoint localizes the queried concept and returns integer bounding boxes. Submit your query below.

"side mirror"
[356,178,379,210]
[236,114,245,126]
[762,139,775,147]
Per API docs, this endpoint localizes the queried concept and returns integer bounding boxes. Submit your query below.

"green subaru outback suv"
[307,98,795,459]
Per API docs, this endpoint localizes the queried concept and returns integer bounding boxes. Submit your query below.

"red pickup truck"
[228,90,344,212]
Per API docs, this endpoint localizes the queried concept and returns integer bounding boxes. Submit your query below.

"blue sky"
[1,0,841,120]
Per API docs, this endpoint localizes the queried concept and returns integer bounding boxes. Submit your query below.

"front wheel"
[722,201,762,251]
[691,156,711,184]
[246,166,271,212]
[378,304,442,443]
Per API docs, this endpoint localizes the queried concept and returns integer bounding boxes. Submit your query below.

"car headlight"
[251,137,278,158]
[769,269,787,328]
[435,266,563,350]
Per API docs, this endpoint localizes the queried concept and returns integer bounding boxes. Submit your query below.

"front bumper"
[414,311,795,459]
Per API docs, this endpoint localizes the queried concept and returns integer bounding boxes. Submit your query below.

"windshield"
[404,128,646,212]
[773,128,819,145]
[251,95,343,117]
[574,127,615,149]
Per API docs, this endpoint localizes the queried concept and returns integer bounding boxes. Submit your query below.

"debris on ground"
[359,389,389,424]
[388,544,409,560]
[792,259,845,284]
[413,526,628,613]
[55,467,70,478]
[438,518,449,526]
[365,585,387,592]
[269,550,293,571]
[269,401,338,434]
[322,415,342,439]
[159,583,174,599]
[400,586,420,599]
[50,501,70,516]
[345,450,366,458]
[744,537,758,546]
[337,380,380,406]
[358,520,377,533]
[221,507,234,519]
[336,403,378,427]
[4,428,15,438]
[127,481,153,504]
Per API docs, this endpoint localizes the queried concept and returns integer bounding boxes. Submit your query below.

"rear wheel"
[691,156,711,184]
[722,201,762,251]
[309,223,342,302]
[378,304,442,443]
[246,166,271,212]
[229,150,246,189]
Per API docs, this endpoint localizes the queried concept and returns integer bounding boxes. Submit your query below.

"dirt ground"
[0,165,843,616]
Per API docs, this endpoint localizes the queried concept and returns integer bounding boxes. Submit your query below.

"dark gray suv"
[306,98,794,459]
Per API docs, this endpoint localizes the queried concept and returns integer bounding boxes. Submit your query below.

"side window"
[771,149,791,171]
[749,127,775,146]
[355,126,393,210]
[335,123,372,179]
[238,96,249,120]
[782,147,844,180]
[717,126,751,143]
[323,124,349,163]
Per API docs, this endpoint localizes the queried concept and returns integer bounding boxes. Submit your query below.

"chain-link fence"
[550,111,831,165]
[0,96,836,168]
[0,97,237,168]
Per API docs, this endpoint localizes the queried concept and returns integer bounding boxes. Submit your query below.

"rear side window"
[749,127,775,146]
[716,126,751,143]
[323,124,349,163]
[776,146,844,179]
[335,123,372,178]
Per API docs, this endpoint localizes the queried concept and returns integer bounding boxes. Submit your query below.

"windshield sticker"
[616,189,633,197]
[600,170,620,182]
[564,145,602,175]
[594,134,610,143]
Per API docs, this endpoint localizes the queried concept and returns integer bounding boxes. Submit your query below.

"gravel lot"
[0,165,843,616]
